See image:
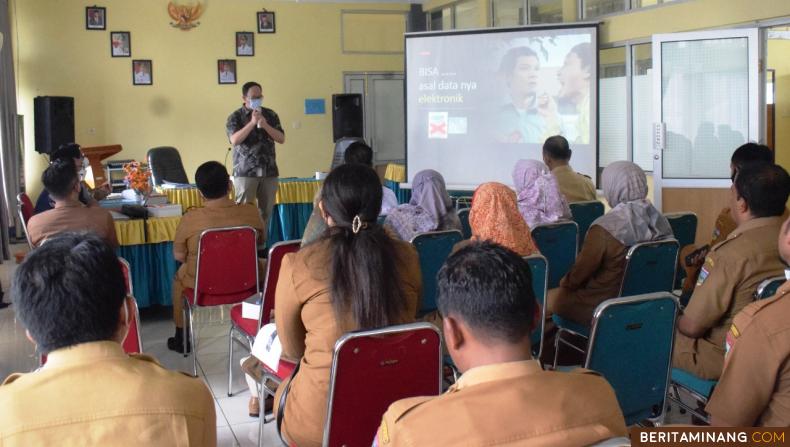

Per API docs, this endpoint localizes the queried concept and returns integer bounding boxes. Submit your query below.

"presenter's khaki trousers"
[233,176,279,230]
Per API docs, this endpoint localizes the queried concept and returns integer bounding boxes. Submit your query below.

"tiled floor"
[0,244,280,447]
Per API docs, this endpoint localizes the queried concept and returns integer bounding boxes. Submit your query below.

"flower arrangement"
[123,161,151,201]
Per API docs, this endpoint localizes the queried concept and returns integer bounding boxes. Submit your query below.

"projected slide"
[406,25,598,187]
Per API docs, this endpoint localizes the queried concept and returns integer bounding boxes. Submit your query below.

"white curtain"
[0,0,20,261]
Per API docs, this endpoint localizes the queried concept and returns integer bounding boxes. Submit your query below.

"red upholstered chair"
[118,257,143,354]
[17,193,34,248]
[182,226,260,376]
[227,239,300,396]
[321,322,442,447]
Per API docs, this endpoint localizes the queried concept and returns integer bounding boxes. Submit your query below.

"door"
[344,72,405,164]
[652,29,760,243]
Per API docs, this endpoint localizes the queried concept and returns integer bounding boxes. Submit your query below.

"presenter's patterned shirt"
[226,105,284,178]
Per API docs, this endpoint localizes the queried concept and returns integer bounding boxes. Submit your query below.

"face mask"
[78,167,86,181]
[785,268,790,281]
[249,98,262,110]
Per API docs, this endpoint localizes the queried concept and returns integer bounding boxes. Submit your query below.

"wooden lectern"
[81,144,122,186]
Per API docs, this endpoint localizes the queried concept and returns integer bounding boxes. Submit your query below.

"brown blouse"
[273,237,422,447]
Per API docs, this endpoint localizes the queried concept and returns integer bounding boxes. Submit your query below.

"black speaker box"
[34,96,75,155]
[332,94,363,142]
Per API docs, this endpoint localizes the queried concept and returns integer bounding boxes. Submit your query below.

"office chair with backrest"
[17,193,34,249]
[525,254,548,360]
[569,201,605,247]
[531,221,578,289]
[457,208,471,239]
[755,276,785,300]
[227,239,300,396]
[411,230,464,316]
[118,257,143,354]
[584,292,679,425]
[147,146,189,187]
[664,212,698,289]
[182,226,260,376]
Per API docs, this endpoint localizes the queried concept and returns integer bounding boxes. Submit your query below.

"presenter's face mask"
[249,98,263,109]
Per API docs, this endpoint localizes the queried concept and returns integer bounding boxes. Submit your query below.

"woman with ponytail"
[273,163,422,447]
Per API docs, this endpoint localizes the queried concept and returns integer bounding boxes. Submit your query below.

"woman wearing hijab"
[512,159,572,228]
[385,169,461,241]
[459,182,540,257]
[548,161,673,326]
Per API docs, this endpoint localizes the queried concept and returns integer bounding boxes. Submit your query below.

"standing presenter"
[226,81,286,232]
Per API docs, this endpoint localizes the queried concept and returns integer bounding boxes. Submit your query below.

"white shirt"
[220,71,235,83]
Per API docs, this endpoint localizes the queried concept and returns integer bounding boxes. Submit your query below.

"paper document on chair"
[251,323,282,372]
[242,294,261,320]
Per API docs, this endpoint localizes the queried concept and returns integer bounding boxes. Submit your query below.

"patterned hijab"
[385,169,454,241]
[512,159,571,228]
[594,161,673,246]
[470,182,540,257]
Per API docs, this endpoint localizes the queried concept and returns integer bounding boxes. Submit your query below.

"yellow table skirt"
[114,216,181,246]
[160,179,320,212]
[384,163,406,183]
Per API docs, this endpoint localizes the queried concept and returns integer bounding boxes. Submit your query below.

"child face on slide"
[510,55,540,98]
[558,52,590,102]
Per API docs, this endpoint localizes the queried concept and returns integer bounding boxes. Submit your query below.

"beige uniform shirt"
[707,281,790,426]
[673,216,786,380]
[173,197,264,287]
[551,165,596,204]
[26,199,118,247]
[375,360,627,446]
[274,238,422,447]
[0,341,216,446]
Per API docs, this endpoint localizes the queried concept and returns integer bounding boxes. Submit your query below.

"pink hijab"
[512,159,571,228]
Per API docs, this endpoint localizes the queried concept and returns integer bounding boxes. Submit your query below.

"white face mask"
[78,167,86,181]
[249,98,263,110]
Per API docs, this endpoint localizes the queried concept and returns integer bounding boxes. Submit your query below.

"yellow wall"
[769,38,790,172]
[11,0,410,199]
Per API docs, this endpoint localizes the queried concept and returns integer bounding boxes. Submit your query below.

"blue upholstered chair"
[457,208,472,240]
[569,201,605,247]
[525,254,548,359]
[664,212,698,289]
[531,221,578,289]
[619,239,680,297]
[754,276,785,300]
[585,292,680,425]
[410,230,464,316]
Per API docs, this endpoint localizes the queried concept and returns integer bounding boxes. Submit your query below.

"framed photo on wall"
[257,12,275,33]
[218,60,237,85]
[236,32,254,57]
[110,31,131,57]
[132,60,152,86]
[86,6,106,30]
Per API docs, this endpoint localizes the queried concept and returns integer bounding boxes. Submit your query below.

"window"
[428,7,452,30]
[599,47,628,171]
[583,0,626,18]
[631,43,653,171]
[492,0,524,27]
[454,0,480,29]
[529,0,568,24]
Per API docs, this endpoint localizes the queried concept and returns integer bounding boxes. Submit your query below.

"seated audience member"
[300,141,398,246]
[512,159,572,228]
[168,161,264,353]
[457,182,539,256]
[548,161,672,326]
[275,164,422,447]
[375,241,627,446]
[26,158,118,248]
[707,215,790,427]
[542,135,596,203]
[673,162,790,380]
[384,169,461,241]
[0,233,215,445]
[680,143,776,293]
[34,143,110,213]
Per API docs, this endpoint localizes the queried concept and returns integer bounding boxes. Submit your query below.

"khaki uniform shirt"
[274,238,422,447]
[26,199,118,247]
[375,360,627,447]
[707,281,790,426]
[551,225,627,325]
[551,165,597,204]
[173,197,264,287]
[0,341,216,446]
[674,216,786,380]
